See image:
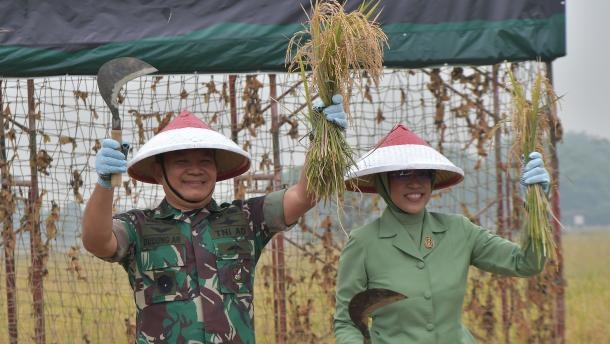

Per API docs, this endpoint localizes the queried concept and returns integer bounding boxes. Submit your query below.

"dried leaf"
[151,76,163,92]
[364,84,373,103]
[242,140,251,152]
[210,113,219,124]
[92,139,102,153]
[259,152,272,172]
[375,107,385,124]
[221,82,230,103]
[90,106,99,120]
[59,135,77,150]
[36,150,53,175]
[44,200,60,241]
[205,80,217,94]
[73,90,88,105]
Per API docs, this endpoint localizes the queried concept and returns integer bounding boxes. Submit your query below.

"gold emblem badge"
[424,236,434,249]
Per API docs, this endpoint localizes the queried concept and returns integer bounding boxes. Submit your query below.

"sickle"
[348,288,407,344]
[97,57,157,187]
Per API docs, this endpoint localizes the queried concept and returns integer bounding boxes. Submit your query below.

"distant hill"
[557,132,610,227]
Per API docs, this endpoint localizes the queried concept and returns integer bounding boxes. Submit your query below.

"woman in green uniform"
[333,124,550,344]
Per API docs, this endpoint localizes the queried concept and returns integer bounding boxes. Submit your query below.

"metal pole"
[1,79,19,344]
[269,74,287,344]
[545,61,566,344]
[228,75,241,199]
[27,79,45,344]
[492,65,511,344]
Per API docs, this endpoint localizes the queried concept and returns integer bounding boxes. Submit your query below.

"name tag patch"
[141,220,184,250]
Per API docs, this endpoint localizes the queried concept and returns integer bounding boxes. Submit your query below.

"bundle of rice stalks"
[286,0,387,204]
[508,65,557,259]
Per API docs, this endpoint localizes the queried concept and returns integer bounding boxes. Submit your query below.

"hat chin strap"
[160,167,213,211]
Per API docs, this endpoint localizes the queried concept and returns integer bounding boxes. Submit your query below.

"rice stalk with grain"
[508,65,557,259]
[286,0,387,204]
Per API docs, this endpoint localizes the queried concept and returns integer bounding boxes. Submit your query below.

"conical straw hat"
[128,111,250,183]
[346,124,464,193]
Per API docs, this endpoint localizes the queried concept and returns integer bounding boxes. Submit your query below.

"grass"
[1,229,609,343]
[563,229,610,343]
[0,253,133,344]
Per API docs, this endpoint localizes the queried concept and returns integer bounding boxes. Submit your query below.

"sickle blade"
[96,57,157,187]
[348,288,407,344]
[97,57,157,124]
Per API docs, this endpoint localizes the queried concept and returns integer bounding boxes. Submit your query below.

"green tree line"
[557,132,610,227]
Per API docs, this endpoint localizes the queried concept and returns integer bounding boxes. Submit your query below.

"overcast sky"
[553,0,610,140]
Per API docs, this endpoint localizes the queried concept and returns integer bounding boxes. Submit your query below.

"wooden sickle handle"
[110,129,123,188]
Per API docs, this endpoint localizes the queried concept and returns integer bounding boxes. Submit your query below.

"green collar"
[377,209,449,259]
[378,207,424,239]
[153,198,222,219]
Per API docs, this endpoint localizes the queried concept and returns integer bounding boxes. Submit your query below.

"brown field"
[1,228,609,343]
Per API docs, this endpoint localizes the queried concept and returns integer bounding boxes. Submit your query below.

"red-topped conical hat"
[128,111,251,183]
[345,124,464,193]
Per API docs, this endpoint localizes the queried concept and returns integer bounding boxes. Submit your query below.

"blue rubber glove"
[312,94,348,130]
[95,138,129,189]
[520,151,550,201]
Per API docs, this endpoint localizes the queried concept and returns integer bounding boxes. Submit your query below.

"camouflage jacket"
[108,190,288,344]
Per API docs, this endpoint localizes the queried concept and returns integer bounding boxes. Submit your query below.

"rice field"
[563,228,610,343]
[0,228,608,343]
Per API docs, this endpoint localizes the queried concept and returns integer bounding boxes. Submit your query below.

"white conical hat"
[346,124,464,193]
[128,111,251,183]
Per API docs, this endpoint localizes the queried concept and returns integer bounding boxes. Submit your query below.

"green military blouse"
[106,190,288,344]
[333,208,546,344]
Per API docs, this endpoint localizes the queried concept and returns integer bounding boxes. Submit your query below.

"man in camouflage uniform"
[82,102,346,343]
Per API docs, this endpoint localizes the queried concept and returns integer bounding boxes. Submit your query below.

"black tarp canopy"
[0,0,565,77]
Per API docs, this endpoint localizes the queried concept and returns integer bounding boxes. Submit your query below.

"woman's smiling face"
[388,170,433,214]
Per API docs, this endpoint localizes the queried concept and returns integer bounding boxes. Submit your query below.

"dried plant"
[508,65,557,259]
[286,0,387,203]
[44,200,59,243]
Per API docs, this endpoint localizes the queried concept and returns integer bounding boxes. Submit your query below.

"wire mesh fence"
[0,62,564,344]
